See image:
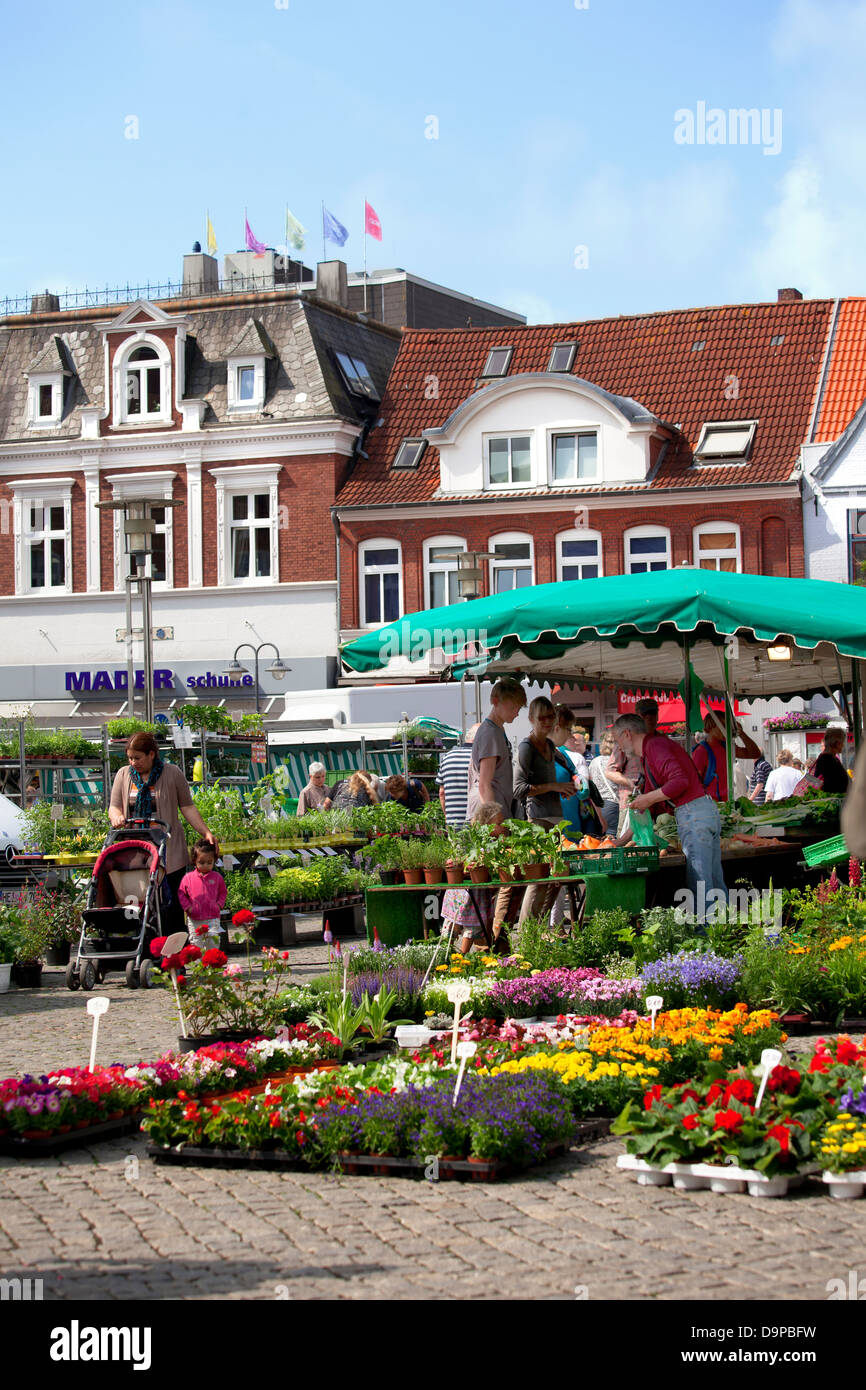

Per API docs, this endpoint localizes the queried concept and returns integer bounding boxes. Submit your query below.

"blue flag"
[323,205,349,247]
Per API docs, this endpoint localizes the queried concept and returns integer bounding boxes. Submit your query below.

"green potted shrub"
[463,824,497,884]
[0,906,28,993]
[505,821,552,880]
[421,836,450,885]
[12,910,49,988]
[398,837,427,884]
[445,828,468,884]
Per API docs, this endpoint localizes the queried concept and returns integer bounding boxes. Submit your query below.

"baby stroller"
[66,820,169,991]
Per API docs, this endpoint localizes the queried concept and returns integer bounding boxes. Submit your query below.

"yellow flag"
[206,213,217,256]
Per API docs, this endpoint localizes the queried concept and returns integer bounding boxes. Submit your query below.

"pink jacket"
[178,868,227,922]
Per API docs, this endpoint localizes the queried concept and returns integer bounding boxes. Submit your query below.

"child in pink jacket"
[178,840,227,945]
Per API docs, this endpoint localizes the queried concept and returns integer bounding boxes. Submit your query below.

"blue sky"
[1,0,865,322]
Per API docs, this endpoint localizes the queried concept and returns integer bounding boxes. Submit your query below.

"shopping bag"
[629,808,657,846]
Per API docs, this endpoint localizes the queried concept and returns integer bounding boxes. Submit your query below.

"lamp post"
[95,497,181,723]
[223,643,289,714]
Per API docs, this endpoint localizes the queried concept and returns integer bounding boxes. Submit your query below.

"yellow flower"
[435,965,448,972]
[424,1010,434,1017]
[708,1047,723,1060]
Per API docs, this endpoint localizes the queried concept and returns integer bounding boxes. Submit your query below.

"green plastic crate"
[803,834,849,868]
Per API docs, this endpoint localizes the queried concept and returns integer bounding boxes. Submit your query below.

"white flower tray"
[822,1169,866,1200]
[616,1153,813,1198]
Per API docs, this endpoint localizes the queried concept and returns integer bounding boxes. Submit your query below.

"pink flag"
[364,200,382,241]
[245,217,267,255]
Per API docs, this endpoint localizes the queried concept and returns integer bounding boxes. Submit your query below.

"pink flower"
[223,964,243,977]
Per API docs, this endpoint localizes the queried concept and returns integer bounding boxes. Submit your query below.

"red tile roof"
[813,298,866,442]
[336,299,833,506]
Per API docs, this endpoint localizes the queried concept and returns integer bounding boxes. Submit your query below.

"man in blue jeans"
[613,714,726,928]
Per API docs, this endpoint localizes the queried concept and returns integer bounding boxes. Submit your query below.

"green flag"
[285,207,305,252]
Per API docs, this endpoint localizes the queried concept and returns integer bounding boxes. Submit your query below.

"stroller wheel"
[139,959,153,989]
[65,962,80,991]
[125,960,140,990]
[80,961,96,991]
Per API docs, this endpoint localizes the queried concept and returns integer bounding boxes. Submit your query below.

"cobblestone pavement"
[2,933,866,1301]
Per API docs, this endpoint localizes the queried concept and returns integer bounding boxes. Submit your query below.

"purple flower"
[641,951,742,1007]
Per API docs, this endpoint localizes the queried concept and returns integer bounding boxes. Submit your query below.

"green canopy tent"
[341,569,866,800]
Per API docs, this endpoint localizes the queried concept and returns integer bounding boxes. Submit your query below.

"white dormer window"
[27,376,63,427]
[227,360,266,413]
[486,434,532,488]
[550,431,598,483]
[113,335,173,426]
[695,420,757,462]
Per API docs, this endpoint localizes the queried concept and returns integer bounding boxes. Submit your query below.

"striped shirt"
[436,743,473,826]
[748,757,772,806]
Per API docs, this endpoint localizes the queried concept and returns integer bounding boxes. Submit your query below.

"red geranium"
[705,1082,726,1105]
[724,1078,755,1105]
[836,1038,862,1066]
[201,948,228,968]
[180,944,201,965]
[767,1065,800,1095]
[766,1123,791,1153]
[643,1085,662,1110]
[713,1108,744,1133]
[682,1114,701,1131]
[232,910,256,926]
[150,936,167,958]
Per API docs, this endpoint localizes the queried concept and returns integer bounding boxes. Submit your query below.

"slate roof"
[224,318,276,360]
[335,298,834,507]
[26,334,72,375]
[0,293,400,443]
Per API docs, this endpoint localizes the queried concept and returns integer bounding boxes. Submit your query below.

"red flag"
[364,200,382,240]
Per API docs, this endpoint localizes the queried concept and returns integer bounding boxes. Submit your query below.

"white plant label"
[446,980,471,1063]
[221,854,239,869]
[50,804,64,820]
[453,1039,478,1105]
[645,995,663,1033]
[86,996,110,1072]
[754,1047,783,1110]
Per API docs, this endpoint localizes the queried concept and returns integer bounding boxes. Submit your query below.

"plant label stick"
[754,1047,783,1110]
[645,995,663,1033]
[161,932,190,1039]
[453,1039,478,1104]
[446,980,471,1063]
[86,996,109,1071]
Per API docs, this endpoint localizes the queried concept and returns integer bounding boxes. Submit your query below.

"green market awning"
[339,569,866,702]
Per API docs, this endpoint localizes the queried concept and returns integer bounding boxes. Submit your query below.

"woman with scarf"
[108,732,218,932]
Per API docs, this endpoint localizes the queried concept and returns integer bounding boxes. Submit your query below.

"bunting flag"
[364,200,382,240]
[245,216,267,255]
[323,205,349,247]
[285,207,305,252]
[206,213,217,256]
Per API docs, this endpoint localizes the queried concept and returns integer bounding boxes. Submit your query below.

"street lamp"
[223,642,290,714]
[95,497,181,722]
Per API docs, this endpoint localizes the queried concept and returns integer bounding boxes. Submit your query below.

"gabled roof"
[335,298,833,506]
[25,335,72,376]
[814,396,866,480]
[813,298,866,442]
[225,318,276,360]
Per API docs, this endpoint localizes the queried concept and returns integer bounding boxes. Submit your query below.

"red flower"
[269,1113,282,1128]
[201,948,228,969]
[713,1108,744,1133]
[232,910,256,926]
[849,857,862,889]
[180,944,201,965]
[296,1131,306,1145]
[766,1123,791,1153]
[149,936,167,958]
[836,1038,861,1066]
[643,1085,662,1110]
[809,1050,830,1074]
[682,1114,700,1131]
[677,1087,700,1104]
[194,924,211,937]
[767,1065,800,1095]
[724,1078,756,1105]
[705,1082,725,1105]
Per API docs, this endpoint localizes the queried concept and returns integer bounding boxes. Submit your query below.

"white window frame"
[624,524,671,575]
[226,355,266,413]
[26,374,64,428]
[548,429,599,485]
[423,536,467,609]
[8,477,74,596]
[694,419,757,462]
[693,520,742,572]
[484,432,533,490]
[548,342,576,373]
[106,471,177,591]
[489,531,534,594]
[360,538,403,627]
[211,465,280,588]
[112,333,173,427]
[556,528,603,582]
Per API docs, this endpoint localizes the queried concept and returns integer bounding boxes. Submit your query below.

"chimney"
[183,246,220,296]
[30,291,60,313]
[777,288,803,302]
[316,260,349,308]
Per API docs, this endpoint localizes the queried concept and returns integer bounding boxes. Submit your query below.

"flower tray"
[199,1061,342,1102]
[616,1153,814,1198]
[0,1114,141,1158]
[146,1142,570,1180]
[148,1143,307,1171]
[822,1169,866,1200]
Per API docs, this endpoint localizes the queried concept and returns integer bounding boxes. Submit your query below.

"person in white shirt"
[764,749,802,801]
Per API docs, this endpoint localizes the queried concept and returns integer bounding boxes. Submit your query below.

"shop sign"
[64,668,255,693]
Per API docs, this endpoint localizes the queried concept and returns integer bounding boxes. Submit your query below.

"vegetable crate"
[564,846,659,876]
[803,833,849,869]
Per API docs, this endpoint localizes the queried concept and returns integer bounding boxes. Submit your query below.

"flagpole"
[322,202,326,263]
[363,202,368,313]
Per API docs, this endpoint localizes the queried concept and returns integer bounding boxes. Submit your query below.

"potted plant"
[399,838,427,885]
[0,905,27,993]
[463,824,496,884]
[444,829,468,884]
[505,821,551,879]
[12,910,48,988]
[421,837,449,885]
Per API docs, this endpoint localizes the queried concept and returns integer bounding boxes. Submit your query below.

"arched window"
[113,336,172,425]
[624,525,671,574]
[556,528,603,581]
[423,536,467,608]
[360,540,403,625]
[489,532,534,593]
[693,521,741,572]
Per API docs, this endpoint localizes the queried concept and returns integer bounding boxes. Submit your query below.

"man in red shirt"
[692,712,762,801]
[613,713,726,929]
